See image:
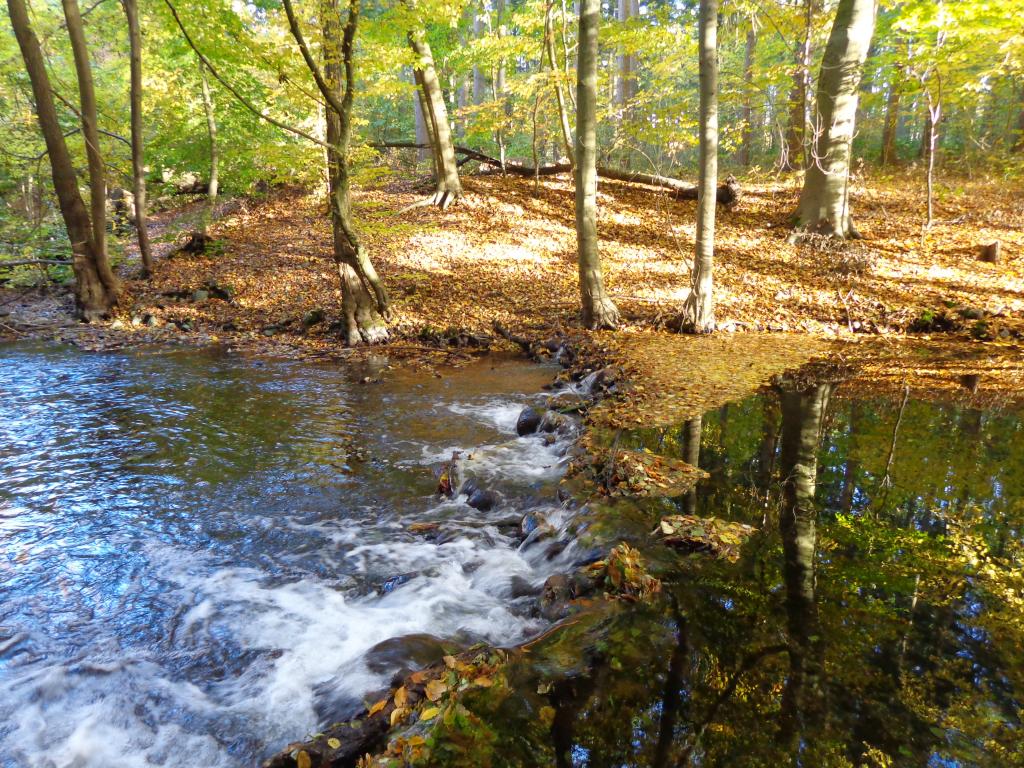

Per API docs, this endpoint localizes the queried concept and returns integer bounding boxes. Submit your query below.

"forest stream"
[1,344,1022,767]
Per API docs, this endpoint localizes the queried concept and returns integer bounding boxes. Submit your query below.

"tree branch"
[160,0,334,152]
[279,0,348,118]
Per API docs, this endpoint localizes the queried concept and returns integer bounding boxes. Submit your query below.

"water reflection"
[518,374,1024,767]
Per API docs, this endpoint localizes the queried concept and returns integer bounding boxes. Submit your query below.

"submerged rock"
[516,406,543,436]
[379,572,417,594]
[521,512,547,537]
[466,488,498,511]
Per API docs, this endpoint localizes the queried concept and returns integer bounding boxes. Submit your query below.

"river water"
[0,344,577,767]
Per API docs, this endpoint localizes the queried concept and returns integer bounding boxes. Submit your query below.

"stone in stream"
[466,488,498,512]
[516,406,543,436]
[521,512,547,537]
[539,410,576,436]
[379,572,417,594]
[510,575,541,598]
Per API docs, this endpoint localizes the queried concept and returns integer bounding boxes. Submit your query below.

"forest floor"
[2,166,1022,358]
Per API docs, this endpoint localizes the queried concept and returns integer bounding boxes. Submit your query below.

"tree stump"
[979,240,1001,264]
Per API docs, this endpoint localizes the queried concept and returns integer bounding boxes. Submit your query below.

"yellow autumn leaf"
[296,750,311,768]
[443,655,457,669]
[390,707,408,726]
[327,737,341,749]
[419,706,440,722]
[425,679,447,702]
[472,676,493,687]
[368,697,388,716]
[393,686,408,708]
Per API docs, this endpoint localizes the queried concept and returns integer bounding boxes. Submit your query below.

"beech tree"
[573,0,618,330]
[792,0,878,238]
[677,0,718,334]
[7,0,120,319]
[408,27,462,208]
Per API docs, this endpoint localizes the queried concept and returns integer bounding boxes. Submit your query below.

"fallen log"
[372,142,740,206]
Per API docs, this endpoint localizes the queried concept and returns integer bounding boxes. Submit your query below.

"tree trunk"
[199,61,219,203]
[1013,91,1024,152]
[681,415,702,516]
[412,71,430,161]
[879,70,901,165]
[545,0,575,166]
[574,0,619,330]
[615,0,638,107]
[781,0,812,171]
[739,24,756,167]
[792,0,877,238]
[8,0,117,320]
[408,30,463,207]
[472,2,488,104]
[322,0,389,344]
[677,0,718,334]
[62,0,120,297]
[122,0,153,277]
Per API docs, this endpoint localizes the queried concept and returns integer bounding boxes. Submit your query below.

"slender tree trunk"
[879,70,902,165]
[322,0,388,344]
[574,0,618,330]
[408,30,462,207]
[677,0,718,334]
[781,0,812,171]
[545,0,575,166]
[792,0,877,238]
[412,71,430,161]
[414,70,439,176]
[615,0,638,107]
[739,24,756,167]
[7,0,117,320]
[472,1,488,104]
[122,0,153,277]
[924,94,940,229]
[198,61,219,203]
[62,0,120,297]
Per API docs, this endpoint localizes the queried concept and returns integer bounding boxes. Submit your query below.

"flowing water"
[0,344,578,767]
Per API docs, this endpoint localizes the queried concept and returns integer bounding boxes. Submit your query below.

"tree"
[7,0,120,320]
[781,0,813,171]
[676,0,718,334]
[278,0,390,343]
[573,0,619,330]
[791,0,877,238]
[122,0,154,276]
[408,27,462,208]
[197,58,218,236]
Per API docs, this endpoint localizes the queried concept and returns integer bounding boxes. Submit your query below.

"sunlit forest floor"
[4,168,1023,354]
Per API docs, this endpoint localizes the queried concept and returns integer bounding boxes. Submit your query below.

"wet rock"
[544,539,569,560]
[572,547,605,568]
[540,574,573,620]
[363,633,454,677]
[302,308,326,328]
[466,488,497,512]
[539,410,576,436]
[510,575,541,598]
[516,406,543,436]
[521,512,546,537]
[379,572,416,594]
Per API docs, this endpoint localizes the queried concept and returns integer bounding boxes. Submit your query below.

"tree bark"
[7,0,117,320]
[677,0,718,334]
[574,0,619,330]
[792,0,877,238]
[739,24,756,167]
[615,0,638,107]
[472,1,488,105]
[408,30,463,207]
[545,0,575,166]
[1013,91,1024,152]
[321,0,388,344]
[681,415,702,516]
[198,61,219,203]
[781,0,812,171]
[879,67,902,165]
[62,0,120,297]
[412,71,430,161]
[122,0,153,277]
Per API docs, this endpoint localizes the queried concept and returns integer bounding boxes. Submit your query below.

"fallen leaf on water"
[368,698,388,716]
